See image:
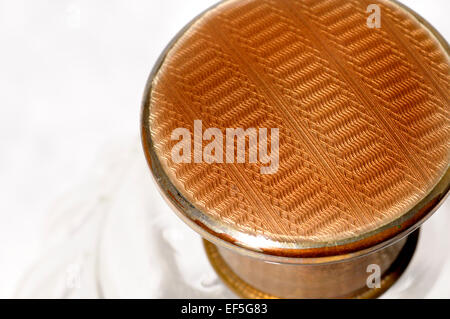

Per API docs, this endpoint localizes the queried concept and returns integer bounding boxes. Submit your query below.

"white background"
[0,0,449,298]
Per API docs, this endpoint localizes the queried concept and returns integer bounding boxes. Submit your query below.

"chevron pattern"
[147,0,449,243]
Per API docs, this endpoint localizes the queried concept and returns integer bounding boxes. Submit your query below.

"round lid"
[142,0,449,260]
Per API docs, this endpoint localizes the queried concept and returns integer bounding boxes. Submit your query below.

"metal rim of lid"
[141,0,450,264]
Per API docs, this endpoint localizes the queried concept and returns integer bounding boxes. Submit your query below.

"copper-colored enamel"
[145,0,449,252]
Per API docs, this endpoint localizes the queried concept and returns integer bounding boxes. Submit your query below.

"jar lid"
[142,0,449,261]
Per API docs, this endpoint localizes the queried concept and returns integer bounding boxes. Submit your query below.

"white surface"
[0,0,448,298]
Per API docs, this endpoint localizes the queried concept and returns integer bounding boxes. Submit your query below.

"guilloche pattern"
[148,0,450,243]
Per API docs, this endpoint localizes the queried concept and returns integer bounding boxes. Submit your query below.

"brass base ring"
[204,231,419,299]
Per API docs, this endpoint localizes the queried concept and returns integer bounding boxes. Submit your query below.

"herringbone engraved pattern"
[148,0,449,243]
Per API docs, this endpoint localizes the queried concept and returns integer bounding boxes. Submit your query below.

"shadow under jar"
[141,0,450,298]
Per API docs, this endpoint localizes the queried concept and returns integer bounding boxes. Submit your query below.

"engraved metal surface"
[141,0,449,259]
